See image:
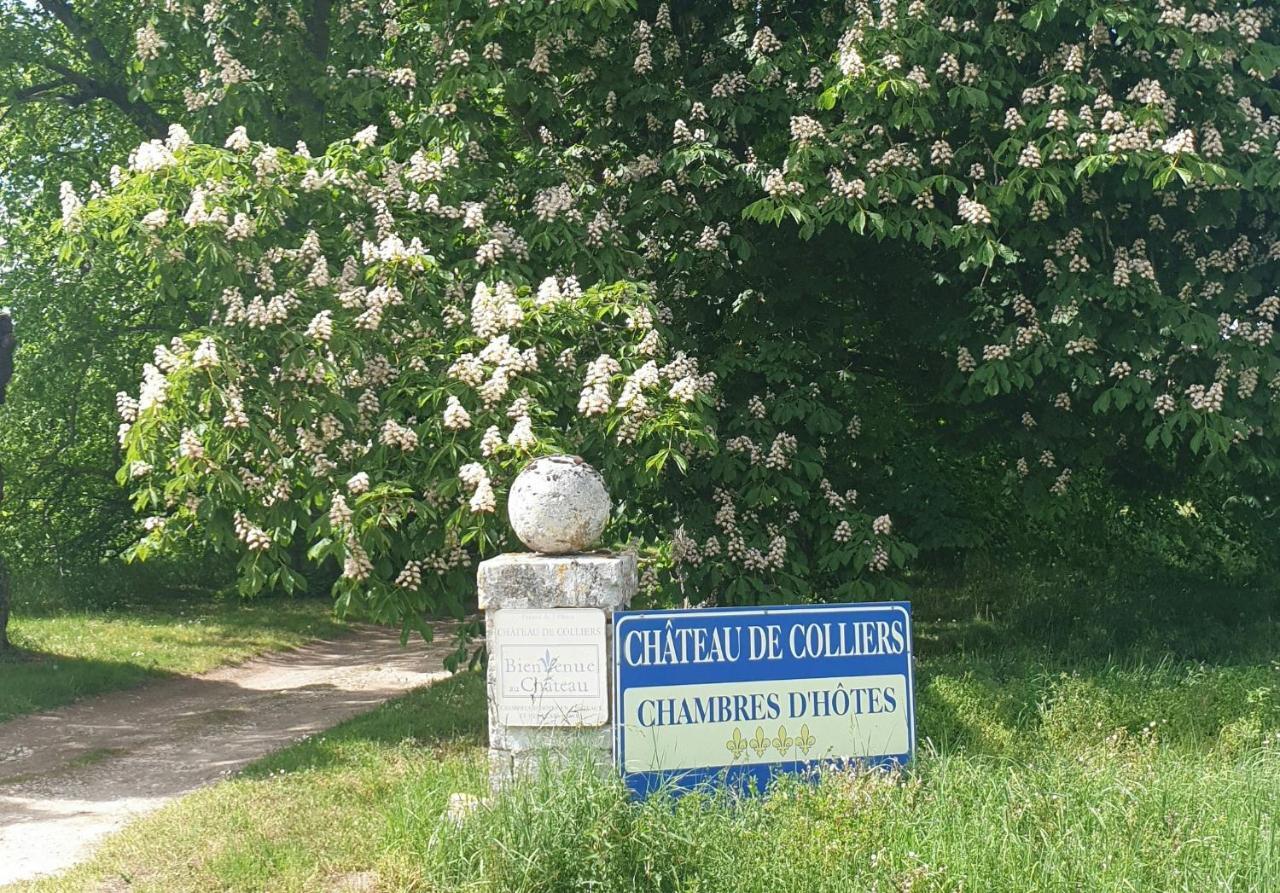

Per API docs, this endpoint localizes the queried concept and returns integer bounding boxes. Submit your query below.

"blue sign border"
[613,602,914,797]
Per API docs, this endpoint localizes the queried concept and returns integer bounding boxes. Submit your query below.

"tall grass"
[420,746,1278,892]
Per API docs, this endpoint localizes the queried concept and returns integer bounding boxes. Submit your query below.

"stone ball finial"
[508,455,610,554]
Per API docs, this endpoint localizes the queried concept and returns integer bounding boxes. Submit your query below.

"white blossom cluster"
[764,433,797,470]
[532,184,579,222]
[343,538,373,581]
[957,196,992,226]
[578,354,621,416]
[1050,468,1073,496]
[59,182,82,229]
[868,545,889,572]
[380,419,419,450]
[458,462,496,514]
[233,511,271,551]
[135,24,166,61]
[1186,382,1225,413]
[443,395,471,430]
[820,478,858,511]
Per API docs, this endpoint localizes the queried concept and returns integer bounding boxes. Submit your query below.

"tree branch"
[31,0,167,137]
[7,79,75,103]
[35,0,122,73]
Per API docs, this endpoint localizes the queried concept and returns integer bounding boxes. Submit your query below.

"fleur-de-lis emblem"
[795,724,817,756]
[539,649,558,674]
[772,725,794,757]
[725,728,748,761]
[749,726,769,758]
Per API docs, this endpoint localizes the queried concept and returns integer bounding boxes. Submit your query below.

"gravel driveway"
[0,624,458,886]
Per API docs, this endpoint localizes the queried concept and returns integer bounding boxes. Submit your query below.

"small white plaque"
[492,608,608,727]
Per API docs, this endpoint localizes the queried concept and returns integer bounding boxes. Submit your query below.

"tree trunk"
[0,465,8,651]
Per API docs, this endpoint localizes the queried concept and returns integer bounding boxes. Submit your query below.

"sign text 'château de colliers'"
[613,603,915,796]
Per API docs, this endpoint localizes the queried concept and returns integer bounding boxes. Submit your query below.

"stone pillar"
[478,456,636,788]
[479,552,636,785]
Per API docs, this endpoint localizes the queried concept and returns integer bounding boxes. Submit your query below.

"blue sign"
[613,602,914,796]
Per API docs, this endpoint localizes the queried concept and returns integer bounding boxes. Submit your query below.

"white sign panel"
[493,607,608,727]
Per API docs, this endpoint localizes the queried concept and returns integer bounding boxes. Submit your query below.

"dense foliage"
[74,129,716,627]
[4,1,1280,629]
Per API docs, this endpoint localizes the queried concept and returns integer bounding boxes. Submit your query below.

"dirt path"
[0,624,460,886]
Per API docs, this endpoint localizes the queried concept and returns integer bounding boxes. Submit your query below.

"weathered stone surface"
[478,552,637,611]
[488,748,516,786]
[480,553,633,764]
[480,550,636,791]
[445,792,482,824]
[483,731,614,788]
[507,455,610,553]
[488,722,612,755]
[507,743,613,779]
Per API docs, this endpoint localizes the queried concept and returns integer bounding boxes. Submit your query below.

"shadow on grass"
[12,592,336,623]
[869,562,1280,760]
[911,564,1279,664]
[0,650,181,724]
[2,590,347,722]
[913,597,1280,760]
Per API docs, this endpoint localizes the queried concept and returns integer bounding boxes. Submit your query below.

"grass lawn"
[12,571,1279,892]
[0,588,345,722]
